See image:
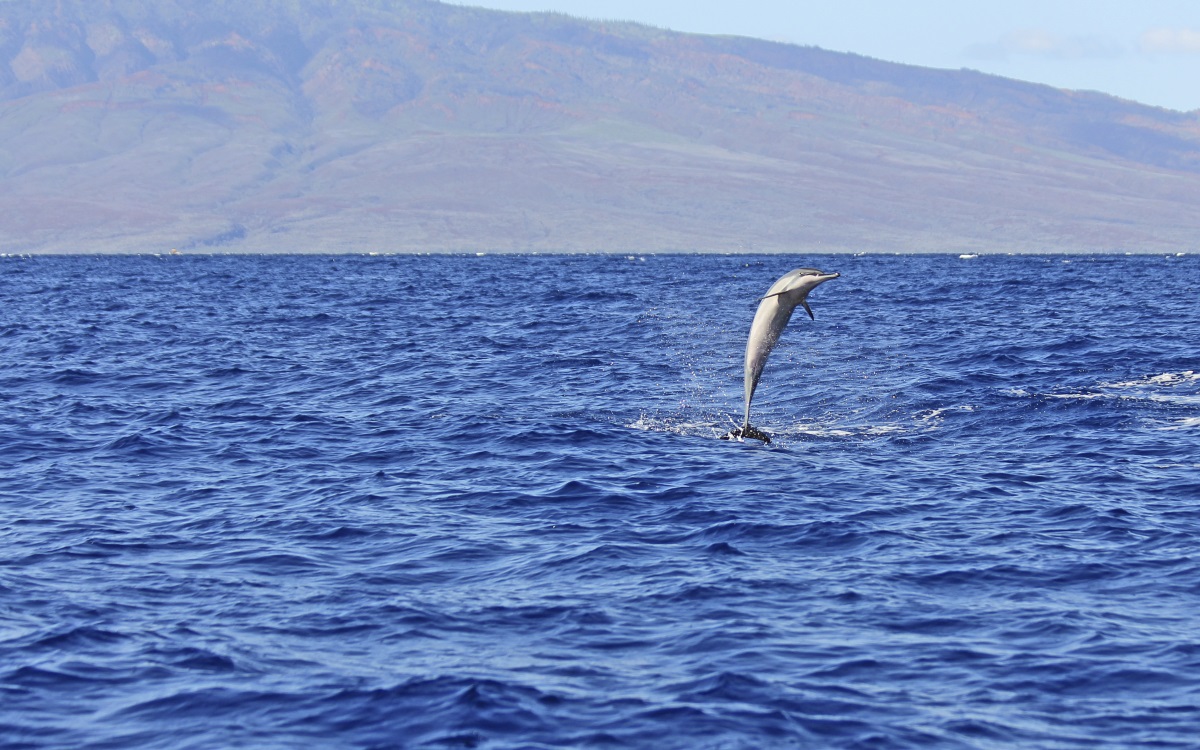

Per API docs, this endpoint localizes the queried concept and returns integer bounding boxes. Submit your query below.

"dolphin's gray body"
[723,268,840,443]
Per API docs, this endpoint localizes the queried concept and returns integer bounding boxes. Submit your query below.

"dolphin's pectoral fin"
[802,300,814,320]
[720,425,772,444]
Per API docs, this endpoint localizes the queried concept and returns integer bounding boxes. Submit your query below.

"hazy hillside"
[2,0,1199,253]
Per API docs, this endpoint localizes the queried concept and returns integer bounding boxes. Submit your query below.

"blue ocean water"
[2,252,1199,749]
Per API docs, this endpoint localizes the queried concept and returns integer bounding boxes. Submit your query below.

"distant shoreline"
[3,249,1192,258]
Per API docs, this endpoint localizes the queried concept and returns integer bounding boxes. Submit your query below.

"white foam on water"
[919,405,976,421]
[1153,417,1200,431]
[1102,371,1197,389]
[1045,391,1106,399]
[627,412,920,443]
[626,414,733,440]
[1003,372,1200,404]
[1096,371,1200,407]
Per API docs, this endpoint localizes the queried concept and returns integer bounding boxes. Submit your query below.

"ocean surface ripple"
[2,253,1199,749]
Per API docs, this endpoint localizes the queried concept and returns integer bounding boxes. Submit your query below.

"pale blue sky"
[449,0,1200,112]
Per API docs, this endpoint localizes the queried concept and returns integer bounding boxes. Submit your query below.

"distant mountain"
[2,0,1199,253]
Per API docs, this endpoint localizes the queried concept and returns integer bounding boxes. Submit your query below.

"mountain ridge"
[2,0,1199,253]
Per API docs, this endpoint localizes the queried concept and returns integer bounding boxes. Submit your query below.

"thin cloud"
[964,28,1124,61]
[1139,27,1200,55]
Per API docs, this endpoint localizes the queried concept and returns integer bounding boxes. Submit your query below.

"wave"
[6,254,1200,750]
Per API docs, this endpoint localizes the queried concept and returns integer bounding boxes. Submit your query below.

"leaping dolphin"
[722,267,840,444]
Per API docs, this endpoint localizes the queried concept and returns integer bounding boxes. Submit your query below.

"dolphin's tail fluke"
[721,424,772,444]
